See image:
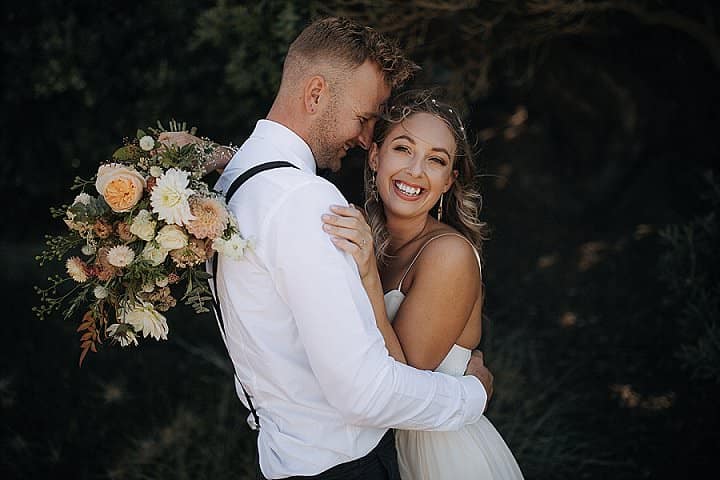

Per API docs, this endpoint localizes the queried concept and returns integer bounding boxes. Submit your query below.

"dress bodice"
[384,289,471,377]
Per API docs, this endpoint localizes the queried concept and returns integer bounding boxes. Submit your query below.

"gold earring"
[437,193,444,221]
[369,170,379,202]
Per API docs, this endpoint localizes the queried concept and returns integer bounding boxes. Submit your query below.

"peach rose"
[95,164,146,212]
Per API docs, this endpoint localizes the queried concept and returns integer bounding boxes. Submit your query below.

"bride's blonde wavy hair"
[364,90,489,266]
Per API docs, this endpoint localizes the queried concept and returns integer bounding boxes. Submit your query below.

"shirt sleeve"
[262,179,487,431]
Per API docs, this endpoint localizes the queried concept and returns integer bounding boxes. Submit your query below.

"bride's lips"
[391,179,426,201]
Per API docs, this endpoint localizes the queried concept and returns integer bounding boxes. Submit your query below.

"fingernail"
[321,214,330,221]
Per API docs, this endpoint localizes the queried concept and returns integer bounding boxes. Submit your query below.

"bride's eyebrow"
[390,135,415,144]
[432,147,451,158]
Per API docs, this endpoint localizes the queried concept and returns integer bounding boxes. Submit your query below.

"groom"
[165,17,493,480]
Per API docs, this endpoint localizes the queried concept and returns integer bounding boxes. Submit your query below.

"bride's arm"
[358,257,408,364]
[391,236,482,371]
[322,205,407,363]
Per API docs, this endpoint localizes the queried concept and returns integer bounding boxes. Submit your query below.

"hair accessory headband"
[386,94,468,143]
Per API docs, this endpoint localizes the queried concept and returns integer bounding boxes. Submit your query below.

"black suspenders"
[210,161,298,430]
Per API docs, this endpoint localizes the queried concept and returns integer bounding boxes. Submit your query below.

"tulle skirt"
[396,416,524,480]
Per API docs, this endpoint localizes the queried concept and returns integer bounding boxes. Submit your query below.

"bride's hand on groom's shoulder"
[466,350,494,408]
[322,204,376,279]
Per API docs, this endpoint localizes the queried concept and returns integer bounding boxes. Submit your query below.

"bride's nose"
[405,154,424,176]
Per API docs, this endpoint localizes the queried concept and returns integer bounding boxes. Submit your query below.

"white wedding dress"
[383,234,524,480]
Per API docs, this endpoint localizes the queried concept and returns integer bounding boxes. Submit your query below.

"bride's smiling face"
[369,113,458,221]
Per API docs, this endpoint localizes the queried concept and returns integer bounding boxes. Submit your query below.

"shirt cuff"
[458,375,488,425]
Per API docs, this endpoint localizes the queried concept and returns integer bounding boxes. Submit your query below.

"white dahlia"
[150,168,196,225]
[123,301,169,341]
[107,323,139,347]
[106,245,135,268]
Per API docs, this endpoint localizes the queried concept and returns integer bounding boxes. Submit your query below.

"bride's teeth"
[395,181,421,196]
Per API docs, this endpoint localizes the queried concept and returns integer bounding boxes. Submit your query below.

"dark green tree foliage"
[659,173,720,383]
[2,0,318,238]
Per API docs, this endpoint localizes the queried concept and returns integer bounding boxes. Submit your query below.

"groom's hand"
[157,131,201,148]
[465,350,493,409]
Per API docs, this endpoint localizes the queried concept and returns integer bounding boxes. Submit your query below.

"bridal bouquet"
[34,122,246,365]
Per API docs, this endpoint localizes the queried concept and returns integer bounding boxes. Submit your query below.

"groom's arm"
[264,180,488,431]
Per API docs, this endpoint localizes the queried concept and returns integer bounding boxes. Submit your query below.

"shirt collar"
[251,119,316,175]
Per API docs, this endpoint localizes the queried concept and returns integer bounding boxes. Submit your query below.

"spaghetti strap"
[397,233,482,292]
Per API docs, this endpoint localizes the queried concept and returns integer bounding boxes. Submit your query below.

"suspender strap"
[224,161,299,205]
[210,160,298,430]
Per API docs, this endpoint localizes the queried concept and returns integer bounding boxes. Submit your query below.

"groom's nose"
[356,119,376,150]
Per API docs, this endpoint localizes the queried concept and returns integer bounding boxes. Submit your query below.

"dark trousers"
[255,429,400,480]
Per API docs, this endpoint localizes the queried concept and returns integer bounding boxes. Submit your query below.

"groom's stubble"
[308,91,345,172]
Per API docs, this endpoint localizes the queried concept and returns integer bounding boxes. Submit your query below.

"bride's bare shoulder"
[412,226,480,283]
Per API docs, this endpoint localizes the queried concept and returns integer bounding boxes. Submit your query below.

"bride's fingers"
[322,223,367,248]
[330,204,366,221]
[322,214,370,235]
[330,236,361,258]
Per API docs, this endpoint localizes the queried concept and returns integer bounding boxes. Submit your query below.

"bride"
[320,90,524,480]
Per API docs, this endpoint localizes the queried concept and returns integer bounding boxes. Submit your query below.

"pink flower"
[185,196,229,239]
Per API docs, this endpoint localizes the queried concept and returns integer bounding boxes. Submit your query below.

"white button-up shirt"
[212,120,487,479]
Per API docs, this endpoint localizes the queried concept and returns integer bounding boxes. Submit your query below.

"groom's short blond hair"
[283,16,418,90]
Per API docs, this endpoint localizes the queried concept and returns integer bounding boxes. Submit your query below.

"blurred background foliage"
[2,0,719,478]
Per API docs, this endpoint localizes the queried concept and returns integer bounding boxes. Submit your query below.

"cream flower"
[155,276,169,288]
[106,245,135,267]
[95,163,146,212]
[150,168,196,225]
[66,257,88,283]
[212,234,249,261]
[94,285,108,299]
[72,192,93,206]
[149,166,163,178]
[129,209,156,242]
[141,242,169,266]
[139,135,155,151]
[107,323,139,347]
[81,244,96,256]
[185,196,229,239]
[123,301,168,341]
[156,224,188,250]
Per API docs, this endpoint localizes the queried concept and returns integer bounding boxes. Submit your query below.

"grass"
[2,210,716,480]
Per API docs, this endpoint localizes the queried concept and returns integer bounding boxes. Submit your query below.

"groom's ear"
[304,75,327,115]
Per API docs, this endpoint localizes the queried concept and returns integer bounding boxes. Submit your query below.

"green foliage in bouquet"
[34,122,248,365]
